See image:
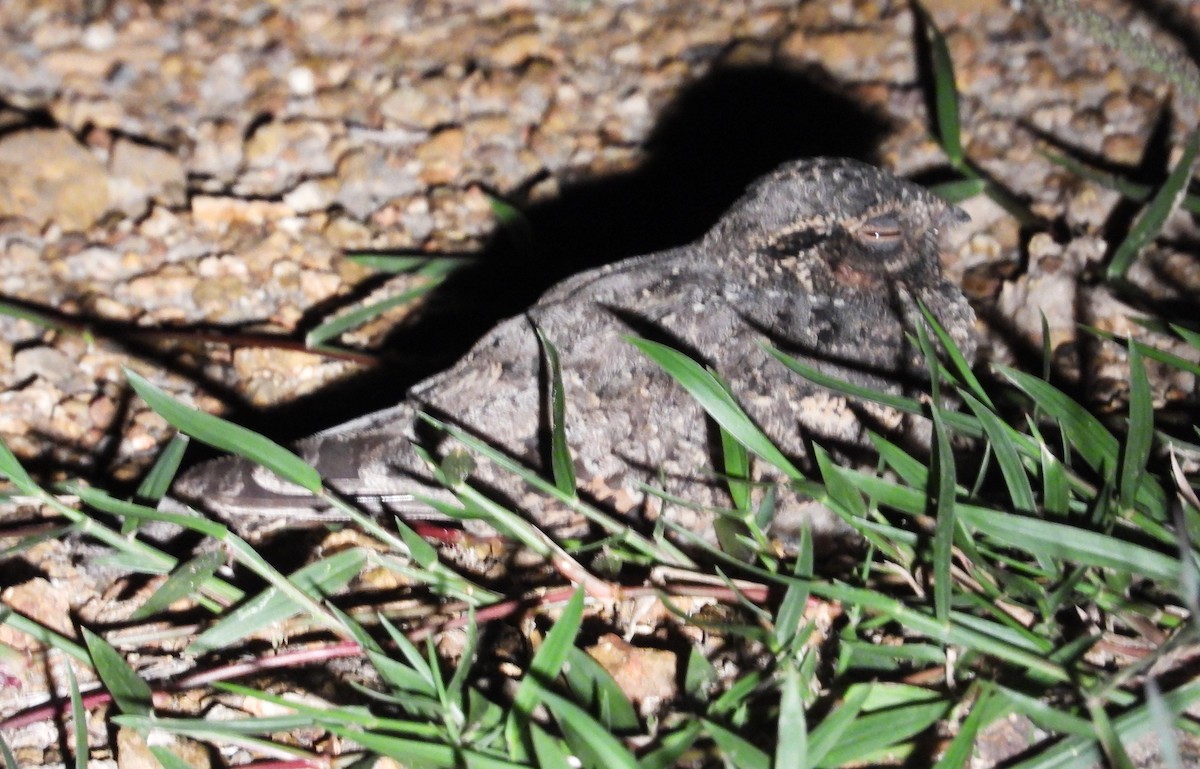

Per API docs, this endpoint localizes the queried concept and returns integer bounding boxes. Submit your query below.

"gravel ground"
[1,0,1199,766]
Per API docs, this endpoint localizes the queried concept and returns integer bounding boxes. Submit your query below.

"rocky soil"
[1,0,1198,766]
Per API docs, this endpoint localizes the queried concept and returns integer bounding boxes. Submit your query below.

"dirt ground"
[1,0,1199,766]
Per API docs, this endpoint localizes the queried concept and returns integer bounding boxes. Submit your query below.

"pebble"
[0,129,111,231]
[108,139,187,217]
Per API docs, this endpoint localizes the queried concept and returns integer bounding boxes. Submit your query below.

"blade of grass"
[135,432,188,504]
[148,747,200,769]
[915,2,963,165]
[638,721,703,769]
[1119,344,1154,512]
[536,328,577,496]
[528,678,640,769]
[956,506,1181,582]
[767,345,983,438]
[1107,129,1200,280]
[130,549,226,620]
[816,697,949,768]
[961,391,1036,514]
[627,336,803,480]
[1006,680,1200,769]
[562,647,640,732]
[66,663,87,769]
[82,628,153,716]
[807,683,872,767]
[343,252,473,273]
[1042,150,1200,215]
[306,262,455,347]
[702,719,770,769]
[125,368,320,493]
[508,588,585,757]
[774,660,806,769]
[189,548,368,653]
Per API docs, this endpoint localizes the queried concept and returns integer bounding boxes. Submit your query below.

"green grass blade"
[536,328,577,496]
[702,719,770,769]
[767,345,983,438]
[306,270,449,347]
[130,549,226,620]
[814,444,866,520]
[0,733,17,769]
[961,391,1036,514]
[1006,680,1200,769]
[627,336,803,480]
[509,588,584,756]
[720,423,752,511]
[930,402,956,625]
[136,432,188,503]
[774,528,813,651]
[148,747,199,769]
[915,2,963,165]
[1042,149,1200,215]
[1036,429,1071,517]
[816,697,948,768]
[343,252,473,273]
[1084,326,1200,378]
[930,177,987,202]
[957,506,1181,581]
[807,683,871,767]
[997,365,1119,475]
[1107,129,1200,281]
[933,686,1006,769]
[774,661,806,769]
[189,548,368,653]
[638,721,702,769]
[530,679,640,769]
[918,301,988,406]
[562,647,640,732]
[1119,344,1154,511]
[125,368,320,492]
[66,663,87,769]
[322,723,520,769]
[82,628,153,716]
[530,722,574,769]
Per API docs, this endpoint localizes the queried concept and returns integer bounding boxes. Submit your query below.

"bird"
[169,157,977,547]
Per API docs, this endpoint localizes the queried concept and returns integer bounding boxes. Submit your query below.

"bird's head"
[709,157,969,289]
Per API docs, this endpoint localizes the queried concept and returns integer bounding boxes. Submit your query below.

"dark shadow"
[202,63,894,445]
[1129,0,1200,71]
[0,97,58,140]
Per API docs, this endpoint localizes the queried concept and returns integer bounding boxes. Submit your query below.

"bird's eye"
[855,213,903,248]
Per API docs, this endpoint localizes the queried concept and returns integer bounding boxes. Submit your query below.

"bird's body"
[171,158,976,544]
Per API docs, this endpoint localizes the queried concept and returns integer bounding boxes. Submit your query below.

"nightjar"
[169,157,976,546]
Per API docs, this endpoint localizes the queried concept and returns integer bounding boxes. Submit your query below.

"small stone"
[2,578,75,636]
[334,146,423,219]
[191,196,296,231]
[288,65,316,97]
[13,347,90,392]
[378,81,457,129]
[586,634,677,716]
[416,127,466,185]
[233,348,339,406]
[0,129,111,231]
[1102,133,1145,165]
[283,178,337,213]
[486,31,547,69]
[191,120,245,186]
[108,139,187,218]
[240,120,337,196]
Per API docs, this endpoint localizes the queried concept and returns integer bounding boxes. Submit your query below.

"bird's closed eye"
[854,213,904,249]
